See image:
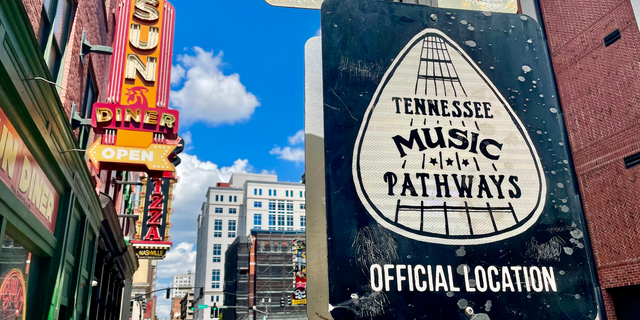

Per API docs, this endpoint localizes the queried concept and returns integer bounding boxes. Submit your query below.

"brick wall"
[21,0,118,187]
[539,0,640,319]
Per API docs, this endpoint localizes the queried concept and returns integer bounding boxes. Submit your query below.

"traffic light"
[166,288,171,299]
[168,135,185,167]
[280,297,285,307]
[190,301,195,311]
[287,297,292,306]
[211,303,218,318]
[141,300,147,310]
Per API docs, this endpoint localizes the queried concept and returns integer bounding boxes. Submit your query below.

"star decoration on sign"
[446,158,454,166]
[462,159,470,167]
[430,158,438,166]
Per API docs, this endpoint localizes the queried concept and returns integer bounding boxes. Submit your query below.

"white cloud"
[270,146,305,163]
[181,131,194,151]
[170,154,250,244]
[157,242,197,278]
[261,169,277,175]
[315,28,321,36]
[170,47,260,126]
[271,129,305,163]
[171,64,186,85]
[288,129,305,145]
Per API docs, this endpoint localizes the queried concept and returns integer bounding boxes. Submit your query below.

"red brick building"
[537,1,640,319]
[0,0,139,319]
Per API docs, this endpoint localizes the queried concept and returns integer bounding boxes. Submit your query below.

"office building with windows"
[172,271,195,299]
[241,180,306,236]
[194,173,305,319]
[193,181,244,318]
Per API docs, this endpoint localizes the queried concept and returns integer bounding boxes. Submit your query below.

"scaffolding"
[223,231,307,320]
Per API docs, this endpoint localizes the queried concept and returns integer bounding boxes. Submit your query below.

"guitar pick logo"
[353,29,546,245]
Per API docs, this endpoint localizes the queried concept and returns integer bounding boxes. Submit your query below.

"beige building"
[129,259,158,320]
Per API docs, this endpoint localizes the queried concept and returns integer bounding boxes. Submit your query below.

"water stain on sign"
[353,29,546,245]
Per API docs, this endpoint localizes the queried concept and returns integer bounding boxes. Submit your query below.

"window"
[214,219,222,237]
[287,202,293,211]
[269,201,276,211]
[214,208,223,213]
[254,214,262,226]
[211,269,220,288]
[42,0,73,84]
[301,216,306,227]
[286,190,289,197]
[78,70,96,149]
[269,214,276,226]
[254,201,262,208]
[215,195,219,201]
[253,226,261,230]
[269,227,276,231]
[254,188,257,195]
[300,191,303,197]
[269,189,272,196]
[216,296,220,302]
[300,203,306,210]
[287,227,294,231]
[277,201,285,211]
[273,189,277,196]
[229,208,237,214]
[234,196,237,202]
[278,227,285,231]
[287,215,294,226]
[277,215,285,226]
[228,220,236,237]
[259,189,262,195]
[290,190,293,197]
[211,296,214,302]
[212,244,221,263]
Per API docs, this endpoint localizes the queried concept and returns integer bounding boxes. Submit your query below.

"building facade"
[223,231,307,320]
[180,290,195,320]
[193,173,306,320]
[0,0,141,319]
[173,271,196,299]
[535,1,640,319]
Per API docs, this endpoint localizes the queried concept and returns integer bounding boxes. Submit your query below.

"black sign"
[134,247,168,259]
[321,0,600,319]
[136,177,173,244]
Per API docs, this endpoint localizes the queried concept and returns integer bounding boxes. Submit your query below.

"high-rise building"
[194,173,305,319]
[172,271,196,299]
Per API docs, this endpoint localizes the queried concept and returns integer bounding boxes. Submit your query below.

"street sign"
[87,139,176,172]
[264,0,322,9]
[314,0,601,319]
[264,0,516,12]
[198,304,209,309]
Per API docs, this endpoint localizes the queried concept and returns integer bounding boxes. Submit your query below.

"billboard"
[0,106,59,234]
[314,0,601,319]
[131,175,175,258]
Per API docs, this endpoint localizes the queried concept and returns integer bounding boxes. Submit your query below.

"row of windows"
[214,207,237,214]
[254,201,306,210]
[254,226,303,231]
[214,194,238,202]
[210,296,220,302]
[253,214,305,227]
[213,219,236,238]
[253,188,306,198]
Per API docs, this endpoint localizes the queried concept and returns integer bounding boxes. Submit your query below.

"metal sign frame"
[308,0,603,319]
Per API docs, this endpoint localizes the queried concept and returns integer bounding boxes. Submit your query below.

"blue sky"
[154,1,319,318]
